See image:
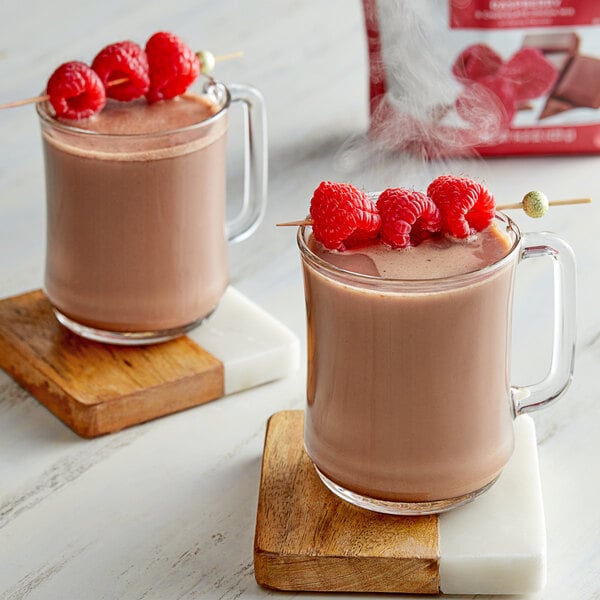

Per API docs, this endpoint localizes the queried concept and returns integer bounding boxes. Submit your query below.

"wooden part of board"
[253,410,440,594]
[0,290,224,437]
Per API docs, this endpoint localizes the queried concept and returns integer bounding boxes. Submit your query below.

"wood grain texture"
[253,410,440,594]
[0,290,224,438]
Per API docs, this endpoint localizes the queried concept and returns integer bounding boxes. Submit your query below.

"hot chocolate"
[40,93,229,334]
[301,221,517,504]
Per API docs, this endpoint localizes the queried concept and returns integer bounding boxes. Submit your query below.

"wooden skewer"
[276,197,592,227]
[0,94,50,110]
[214,51,244,62]
[0,52,243,110]
[497,197,592,210]
[277,219,314,227]
[0,77,131,109]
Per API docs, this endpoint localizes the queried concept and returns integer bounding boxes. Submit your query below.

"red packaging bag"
[363,0,600,156]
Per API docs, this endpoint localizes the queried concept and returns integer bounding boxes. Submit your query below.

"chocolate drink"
[40,94,228,333]
[301,222,518,503]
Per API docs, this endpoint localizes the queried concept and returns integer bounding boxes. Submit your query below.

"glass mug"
[298,213,576,514]
[37,77,267,344]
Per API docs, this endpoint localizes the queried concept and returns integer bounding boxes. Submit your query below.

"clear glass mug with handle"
[37,77,267,344]
[298,212,576,514]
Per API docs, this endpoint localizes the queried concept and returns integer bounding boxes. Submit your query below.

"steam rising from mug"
[336,0,508,183]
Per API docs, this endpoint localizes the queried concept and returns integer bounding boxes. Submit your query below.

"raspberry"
[376,188,441,249]
[46,61,106,120]
[427,175,495,239]
[145,31,200,103]
[309,182,381,251]
[501,47,557,101]
[452,44,503,83]
[92,41,150,101]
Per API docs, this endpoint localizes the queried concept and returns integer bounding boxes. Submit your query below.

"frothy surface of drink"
[310,222,513,279]
[62,94,220,134]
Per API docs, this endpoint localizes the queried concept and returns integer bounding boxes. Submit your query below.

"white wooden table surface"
[1,1,599,598]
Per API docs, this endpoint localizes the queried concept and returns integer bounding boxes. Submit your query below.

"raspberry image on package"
[453,44,557,128]
[452,44,503,83]
[502,47,558,101]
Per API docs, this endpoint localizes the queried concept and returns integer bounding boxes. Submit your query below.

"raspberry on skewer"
[145,31,200,103]
[0,41,241,116]
[46,61,106,120]
[376,188,441,249]
[309,181,381,251]
[92,41,150,101]
[277,180,591,237]
[427,175,495,239]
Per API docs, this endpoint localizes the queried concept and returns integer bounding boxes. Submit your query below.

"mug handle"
[512,232,577,415]
[226,83,268,243]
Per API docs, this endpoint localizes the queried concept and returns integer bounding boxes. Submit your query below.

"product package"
[363,0,600,156]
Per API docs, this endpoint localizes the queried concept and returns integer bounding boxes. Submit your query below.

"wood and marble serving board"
[0,288,298,438]
[254,410,547,595]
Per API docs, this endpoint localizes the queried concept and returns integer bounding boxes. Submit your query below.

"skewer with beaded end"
[277,190,592,227]
[0,50,243,110]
